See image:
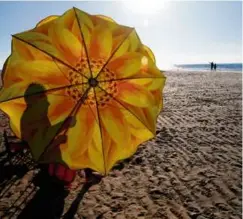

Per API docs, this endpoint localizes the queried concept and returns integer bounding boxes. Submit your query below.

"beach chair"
[3,130,30,166]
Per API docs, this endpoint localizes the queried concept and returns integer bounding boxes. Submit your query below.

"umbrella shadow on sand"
[15,83,101,219]
[17,166,69,219]
[17,168,100,219]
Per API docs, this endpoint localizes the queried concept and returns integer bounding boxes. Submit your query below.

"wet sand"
[0,70,242,219]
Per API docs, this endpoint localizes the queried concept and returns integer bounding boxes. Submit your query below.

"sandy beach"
[0,70,242,219]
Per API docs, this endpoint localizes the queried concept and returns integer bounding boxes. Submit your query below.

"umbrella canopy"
[0,7,166,175]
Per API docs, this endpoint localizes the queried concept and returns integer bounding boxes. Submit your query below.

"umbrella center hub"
[88,77,98,87]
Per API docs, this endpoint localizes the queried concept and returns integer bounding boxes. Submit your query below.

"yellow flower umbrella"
[0,8,166,175]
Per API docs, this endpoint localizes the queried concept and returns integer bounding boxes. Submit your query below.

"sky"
[0,0,242,70]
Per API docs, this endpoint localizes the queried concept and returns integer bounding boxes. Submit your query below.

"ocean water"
[174,63,242,73]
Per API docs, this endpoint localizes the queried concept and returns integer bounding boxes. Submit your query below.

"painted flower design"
[0,8,166,175]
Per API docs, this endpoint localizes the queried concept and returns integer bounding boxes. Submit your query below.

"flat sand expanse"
[0,71,242,219]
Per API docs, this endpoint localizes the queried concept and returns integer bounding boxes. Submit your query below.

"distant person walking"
[210,62,214,71]
[214,63,217,71]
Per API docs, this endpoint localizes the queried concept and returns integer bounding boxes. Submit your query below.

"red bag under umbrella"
[48,163,76,184]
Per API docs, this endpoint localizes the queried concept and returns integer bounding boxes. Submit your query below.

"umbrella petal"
[36,15,59,27]
[41,87,93,163]
[0,99,26,139]
[16,60,69,86]
[89,25,112,60]
[66,108,94,155]
[88,25,112,77]
[0,89,75,160]
[71,12,92,49]
[52,90,104,173]
[100,101,130,148]
[0,54,76,103]
[94,14,117,23]
[127,30,141,52]
[71,19,82,43]
[86,13,133,78]
[58,8,76,31]
[99,80,160,134]
[102,128,112,170]
[12,33,65,63]
[116,81,155,107]
[36,15,59,34]
[104,28,160,80]
[104,104,153,172]
[73,8,94,31]
[152,89,163,112]
[88,122,105,173]
[14,9,91,79]
[111,35,130,59]
[80,87,132,173]
[106,52,143,78]
[129,77,166,91]
[100,106,131,172]
[106,50,164,81]
[72,7,94,55]
[12,38,35,61]
[48,22,82,66]
[14,32,51,44]
[141,44,156,64]
[48,8,82,61]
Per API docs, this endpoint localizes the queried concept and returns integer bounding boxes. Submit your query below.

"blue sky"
[0,1,242,70]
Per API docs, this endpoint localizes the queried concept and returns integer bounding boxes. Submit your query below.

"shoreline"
[163,69,242,74]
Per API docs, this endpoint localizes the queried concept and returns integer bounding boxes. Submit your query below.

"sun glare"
[123,0,166,15]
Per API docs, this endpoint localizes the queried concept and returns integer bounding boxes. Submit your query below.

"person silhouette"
[214,63,217,71]
[16,83,102,219]
[21,83,101,187]
[21,83,76,161]
[210,62,214,71]
[17,83,76,219]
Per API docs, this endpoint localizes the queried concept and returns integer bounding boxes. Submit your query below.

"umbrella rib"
[95,28,135,80]
[93,87,106,175]
[69,87,91,125]
[45,93,70,98]
[97,85,154,135]
[38,86,91,162]
[87,101,99,128]
[12,35,89,80]
[98,75,166,83]
[52,58,72,84]
[73,7,93,78]
[0,82,88,104]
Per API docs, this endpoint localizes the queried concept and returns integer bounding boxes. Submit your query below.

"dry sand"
[0,70,242,219]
